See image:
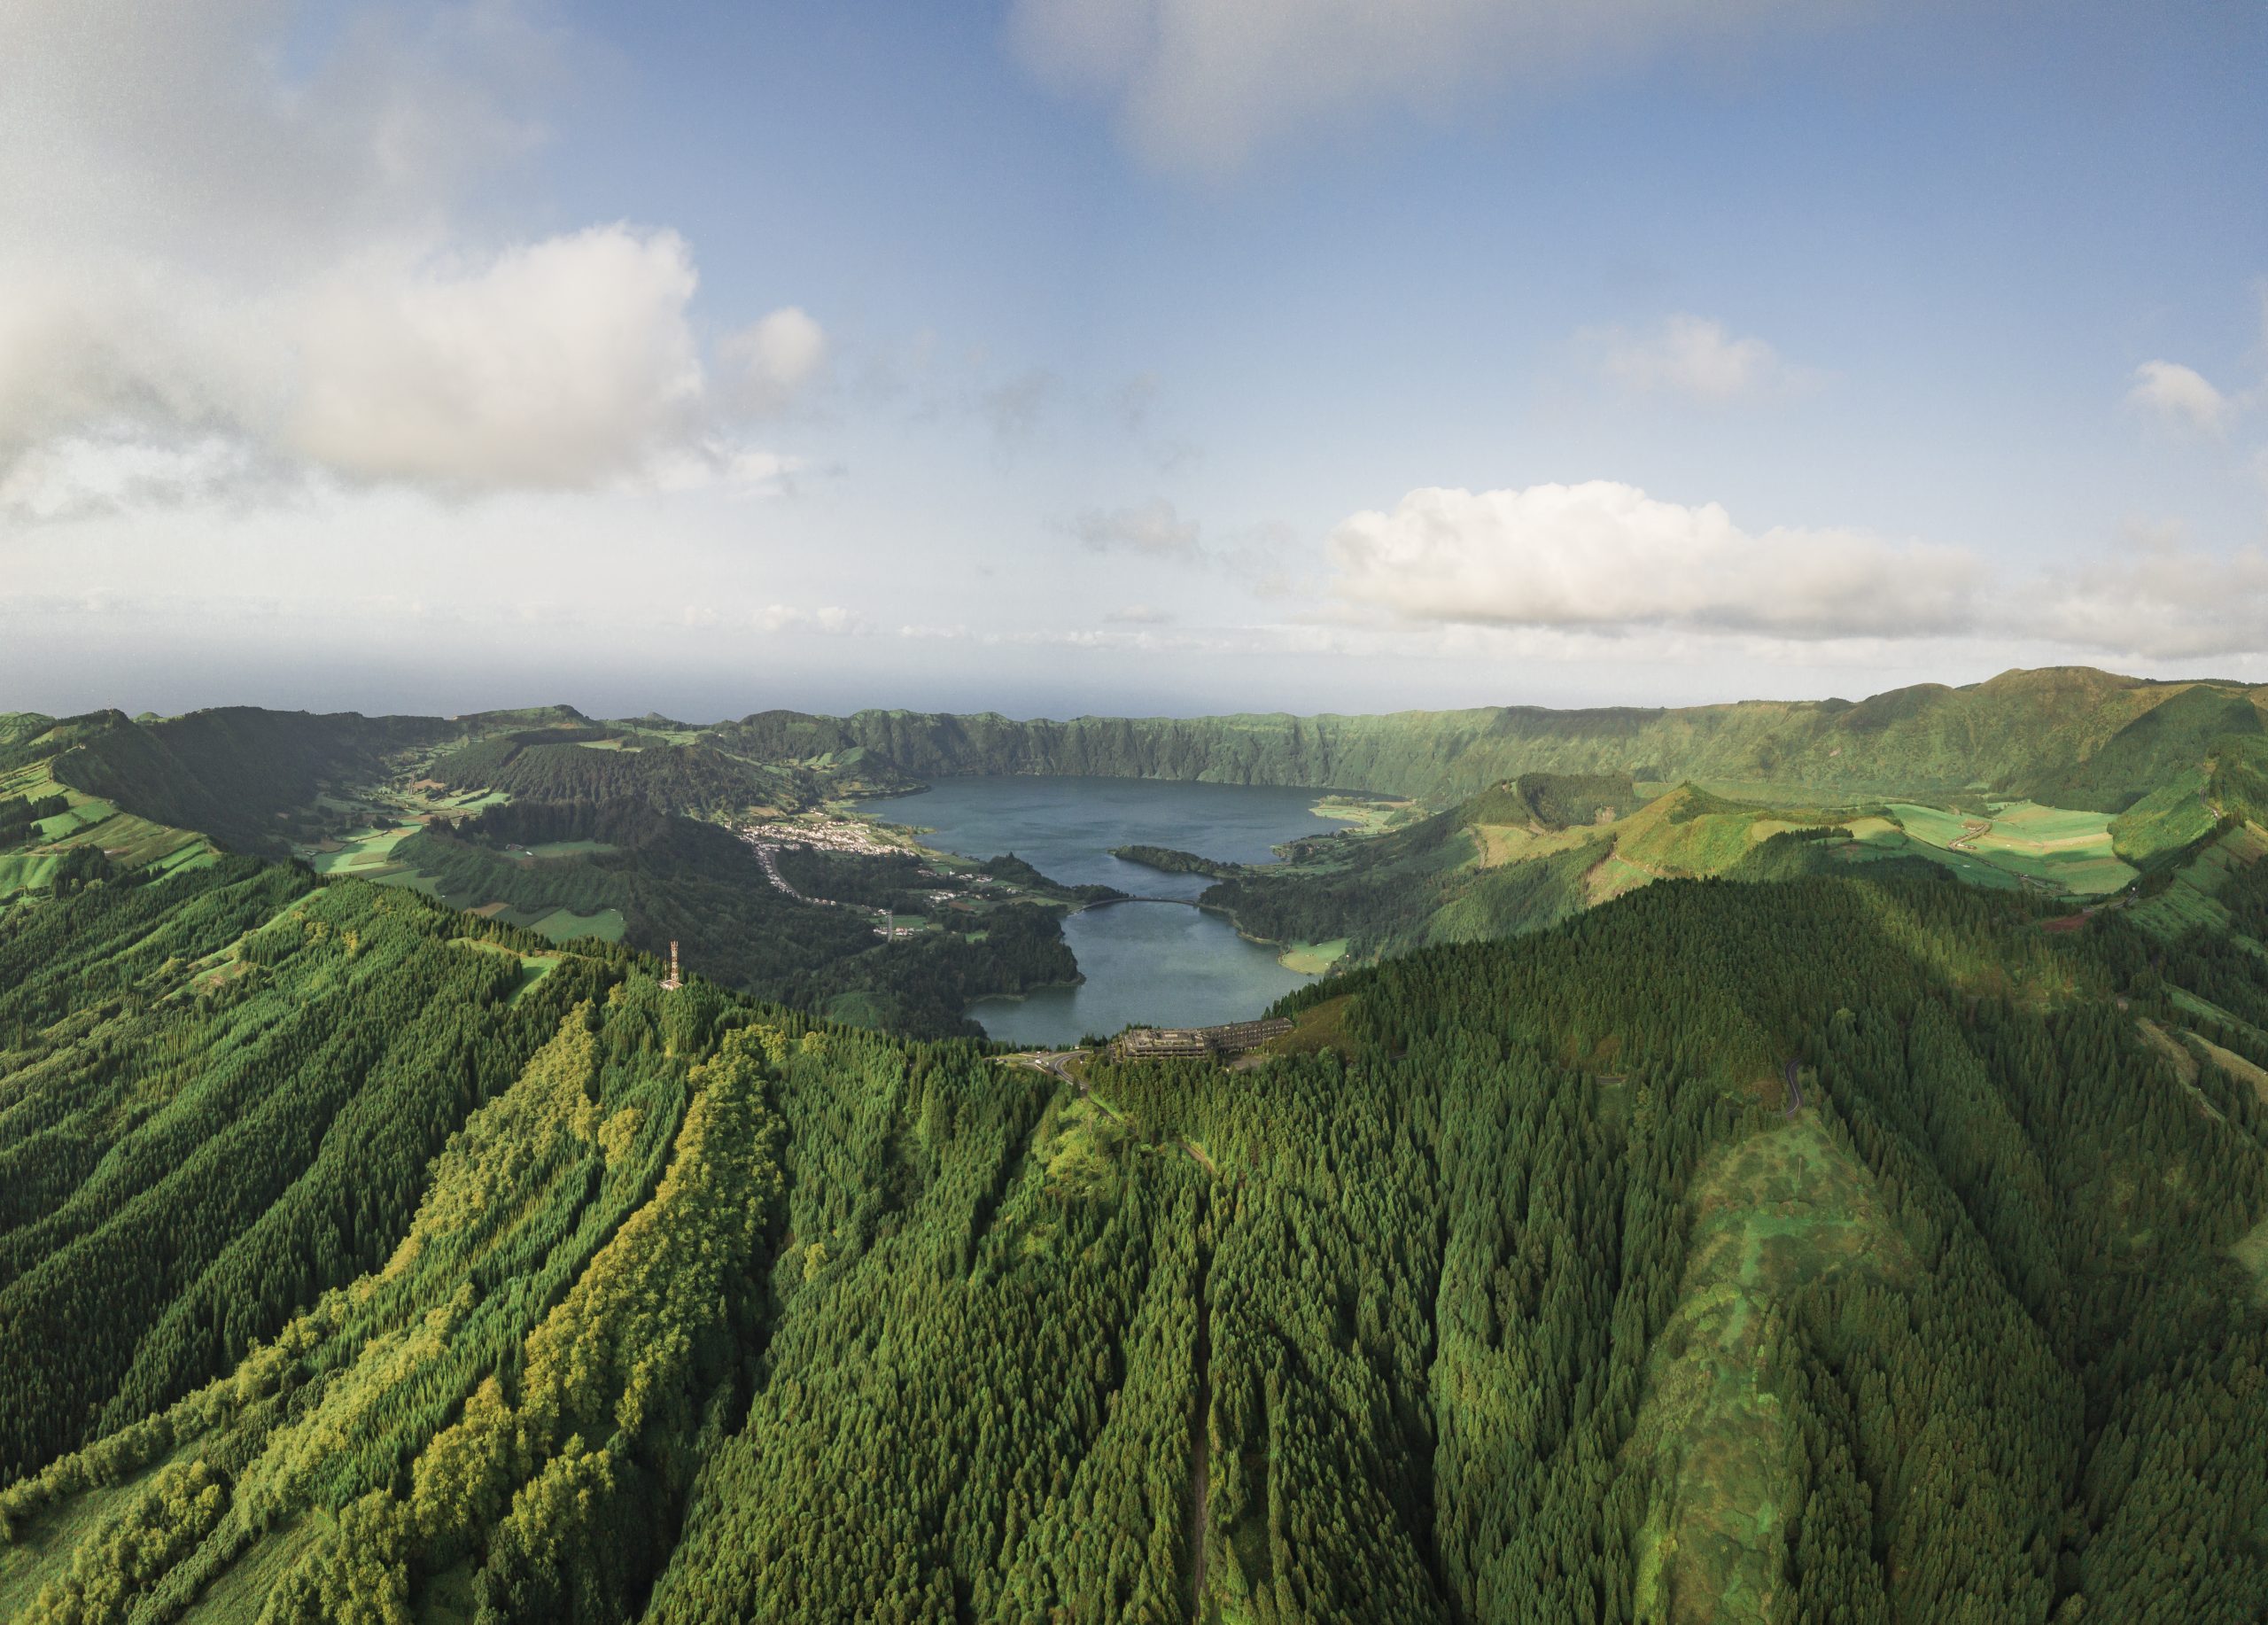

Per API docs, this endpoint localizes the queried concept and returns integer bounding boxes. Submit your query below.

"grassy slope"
[1203,774,2147,968]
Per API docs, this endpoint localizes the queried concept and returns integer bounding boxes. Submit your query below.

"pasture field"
[2109,767,2218,864]
[369,867,447,901]
[522,906,627,944]
[1608,789,1850,879]
[55,811,207,868]
[40,799,116,836]
[1585,851,1658,905]
[0,764,69,803]
[1885,800,2135,895]
[1310,794,1418,834]
[1278,937,1348,974]
[509,839,621,859]
[1861,826,2026,888]
[0,1442,205,1620]
[302,825,417,875]
[2130,823,2268,939]
[1888,802,1988,848]
[180,1512,325,1622]
[1470,820,1597,869]
[0,853,61,892]
[447,936,569,1003]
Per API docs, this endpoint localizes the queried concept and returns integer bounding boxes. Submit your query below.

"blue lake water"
[858,775,1339,1046]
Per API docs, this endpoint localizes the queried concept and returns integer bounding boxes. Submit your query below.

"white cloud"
[720,307,830,415]
[1330,480,1981,641]
[1106,603,1177,624]
[1068,498,1203,556]
[1596,314,1813,404]
[2127,361,2230,435]
[1006,0,1831,175]
[0,3,812,509]
[290,228,704,489]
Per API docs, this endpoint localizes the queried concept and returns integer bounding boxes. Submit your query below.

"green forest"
[4,670,2268,1619]
[4,828,2268,1619]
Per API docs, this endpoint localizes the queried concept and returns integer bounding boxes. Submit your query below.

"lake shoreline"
[860,775,1336,1044]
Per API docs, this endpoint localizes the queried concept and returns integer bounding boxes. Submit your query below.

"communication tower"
[661,940,682,991]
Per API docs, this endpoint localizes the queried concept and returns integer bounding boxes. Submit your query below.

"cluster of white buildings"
[737,820,899,858]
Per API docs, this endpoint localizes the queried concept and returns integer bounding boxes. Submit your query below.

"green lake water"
[860,775,1338,1046]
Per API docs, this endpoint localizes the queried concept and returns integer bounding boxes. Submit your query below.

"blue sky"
[3,0,2264,719]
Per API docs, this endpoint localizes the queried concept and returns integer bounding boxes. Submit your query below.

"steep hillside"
[4,858,2268,1621]
[721,667,2268,809]
[43,709,451,854]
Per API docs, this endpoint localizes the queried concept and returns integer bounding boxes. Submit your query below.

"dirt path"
[1948,818,1992,852]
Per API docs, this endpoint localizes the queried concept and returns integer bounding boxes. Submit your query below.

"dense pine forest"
[4,834,2268,1620]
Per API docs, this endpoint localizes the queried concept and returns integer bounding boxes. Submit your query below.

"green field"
[302,825,420,875]
[0,853,61,893]
[1278,937,1347,973]
[64,812,209,868]
[1885,800,2135,894]
[521,906,627,944]
[2131,823,2268,939]
[2109,768,2220,864]
[509,839,621,859]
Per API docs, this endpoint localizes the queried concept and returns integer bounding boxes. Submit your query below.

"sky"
[3,0,2266,722]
